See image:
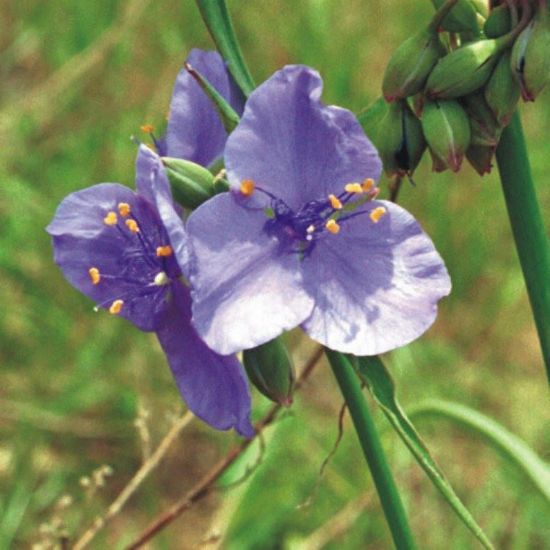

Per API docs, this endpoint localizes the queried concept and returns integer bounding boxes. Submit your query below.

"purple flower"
[187,65,452,356]
[46,146,253,437]
[159,49,244,166]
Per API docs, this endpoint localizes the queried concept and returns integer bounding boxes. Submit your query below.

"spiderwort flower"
[46,146,253,437]
[187,66,452,356]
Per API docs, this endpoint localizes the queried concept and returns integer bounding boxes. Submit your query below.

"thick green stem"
[325,350,415,549]
[495,112,550,382]
[195,0,255,97]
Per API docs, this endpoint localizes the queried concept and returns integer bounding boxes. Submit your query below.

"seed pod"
[382,28,446,101]
[461,92,502,146]
[485,50,520,126]
[431,0,481,33]
[162,157,215,209]
[484,4,512,38]
[466,144,495,175]
[426,38,506,98]
[511,10,550,102]
[376,100,426,177]
[243,339,295,406]
[421,99,471,172]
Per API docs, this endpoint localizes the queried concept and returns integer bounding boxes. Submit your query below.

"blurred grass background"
[1,0,549,548]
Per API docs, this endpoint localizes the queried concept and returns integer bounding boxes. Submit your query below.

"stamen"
[306,224,316,234]
[118,202,131,217]
[328,194,343,210]
[240,179,255,197]
[125,219,140,233]
[344,183,363,194]
[362,178,375,192]
[104,211,118,226]
[156,245,173,257]
[325,219,341,234]
[370,206,387,223]
[140,124,155,133]
[88,267,101,285]
[154,271,170,286]
[109,300,124,315]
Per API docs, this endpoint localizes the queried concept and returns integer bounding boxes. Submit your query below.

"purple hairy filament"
[239,178,383,257]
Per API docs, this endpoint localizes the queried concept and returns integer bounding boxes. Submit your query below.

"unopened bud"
[484,4,512,38]
[421,99,471,172]
[485,50,520,126]
[431,0,481,33]
[382,28,445,101]
[357,97,388,144]
[426,38,505,98]
[243,339,295,406]
[162,157,215,209]
[511,10,550,102]
[466,144,495,176]
[376,100,426,177]
[461,92,502,146]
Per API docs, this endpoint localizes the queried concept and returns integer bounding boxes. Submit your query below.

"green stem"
[195,0,255,97]
[495,112,550,382]
[325,350,416,549]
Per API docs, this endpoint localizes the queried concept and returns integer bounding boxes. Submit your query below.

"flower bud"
[376,100,426,177]
[431,0,481,33]
[382,29,445,101]
[484,4,512,38]
[357,97,388,143]
[162,157,215,209]
[421,99,471,172]
[466,144,495,176]
[243,339,295,406]
[484,50,520,126]
[426,38,505,98]
[511,11,550,102]
[461,92,502,146]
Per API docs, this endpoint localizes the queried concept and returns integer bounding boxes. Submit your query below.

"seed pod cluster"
[367,0,549,178]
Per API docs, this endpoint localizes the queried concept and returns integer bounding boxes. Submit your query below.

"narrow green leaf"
[185,62,241,133]
[352,355,494,550]
[409,399,550,504]
[195,0,255,97]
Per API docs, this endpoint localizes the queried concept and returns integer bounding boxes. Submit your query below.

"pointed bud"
[421,99,471,171]
[461,92,502,146]
[484,4,512,38]
[431,0,481,33]
[426,38,506,98]
[484,50,520,126]
[243,339,295,406]
[466,144,495,175]
[357,97,388,144]
[375,100,426,177]
[382,29,446,101]
[511,10,550,102]
[162,157,215,209]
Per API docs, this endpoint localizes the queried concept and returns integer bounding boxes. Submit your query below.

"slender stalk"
[495,112,550,382]
[325,350,415,550]
[195,0,255,97]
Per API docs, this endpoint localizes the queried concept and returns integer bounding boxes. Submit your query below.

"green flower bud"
[461,92,502,146]
[426,38,506,98]
[431,0,480,33]
[243,339,295,406]
[511,10,550,102]
[466,144,495,176]
[382,29,445,101]
[484,4,512,38]
[376,100,426,177]
[470,0,489,19]
[162,157,216,209]
[357,97,388,144]
[421,99,471,172]
[484,50,520,126]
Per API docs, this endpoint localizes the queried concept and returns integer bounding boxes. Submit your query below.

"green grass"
[1,0,549,548]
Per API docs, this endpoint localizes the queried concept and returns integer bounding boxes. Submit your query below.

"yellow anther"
[154,271,170,286]
[240,179,255,196]
[344,183,364,194]
[328,194,343,210]
[125,219,140,233]
[88,267,101,285]
[362,178,375,192]
[118,202,131,217]
[103,211,118,226]
[156,245,173,257]
[370,206,387,223]
[325,219,341,234]
[140,124,155,133]
[109,300,124,315]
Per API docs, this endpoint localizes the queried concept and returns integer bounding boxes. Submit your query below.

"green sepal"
[484,4,511,38]
[430,0,481,33]
[162,157,215,209]
[357,97,388,144]
[243,339,295,406]
[485,50,520,126]
[185,62,240,133]
[461,92,502,146]
[465,143,495,175]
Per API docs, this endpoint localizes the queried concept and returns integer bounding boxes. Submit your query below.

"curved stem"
[325,350,415,549]
[495,112,550,383]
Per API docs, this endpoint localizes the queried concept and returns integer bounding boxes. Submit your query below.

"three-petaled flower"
[187,65,452,356]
